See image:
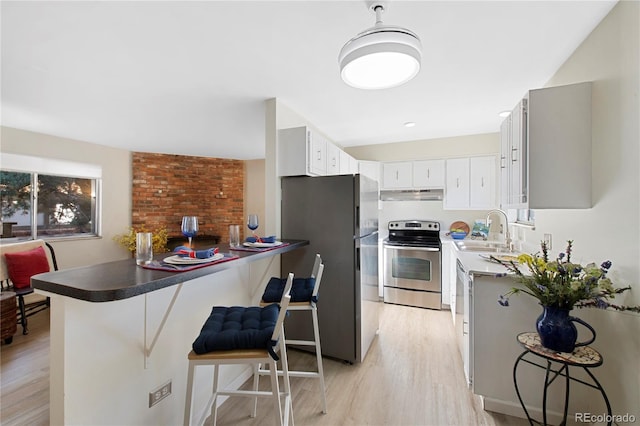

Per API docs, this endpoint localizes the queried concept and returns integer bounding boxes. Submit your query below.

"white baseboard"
[482,396,563,424]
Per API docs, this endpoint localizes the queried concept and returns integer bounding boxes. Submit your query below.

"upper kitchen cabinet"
[444,158,470,209]
[359,160,381,182]
[279,126,358,177]
[470,155,497,209]
[382,162,413,189]
[444,156,497,210]
[413,159,445,188]
[327,142,341,175]
[279,126,326,176]
[500,82,592,209]
[339,150,359,175]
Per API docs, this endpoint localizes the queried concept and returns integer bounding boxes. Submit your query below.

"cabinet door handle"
[511,147,518,162]
[427,169,430,179]
[317,150,322,161]
[500,155,506,169]
[396,170,399,180]
[456,177,459,188]
[481,177,484,188]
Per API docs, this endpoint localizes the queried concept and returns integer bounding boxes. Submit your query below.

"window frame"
[1,153,102,241]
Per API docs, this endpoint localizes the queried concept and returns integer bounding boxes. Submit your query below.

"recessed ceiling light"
[498,110,511,118]
[404,121,416,128]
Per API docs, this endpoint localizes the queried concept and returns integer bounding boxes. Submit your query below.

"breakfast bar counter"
[32,239,308,302]
[38,239,309,426]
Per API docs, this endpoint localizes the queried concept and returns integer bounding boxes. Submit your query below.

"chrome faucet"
[486,209,512,251]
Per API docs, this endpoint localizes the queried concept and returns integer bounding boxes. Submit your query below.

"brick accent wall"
[131,152,244,245]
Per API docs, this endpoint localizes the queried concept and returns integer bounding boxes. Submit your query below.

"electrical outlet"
[544,233,552,250]
[149,381,171,407]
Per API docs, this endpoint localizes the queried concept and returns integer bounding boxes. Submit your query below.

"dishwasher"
[456,258,472,387]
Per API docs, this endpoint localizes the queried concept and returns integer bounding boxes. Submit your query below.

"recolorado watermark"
[576,412,636,423]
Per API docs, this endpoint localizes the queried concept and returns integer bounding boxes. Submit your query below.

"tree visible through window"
[1,171,98,239]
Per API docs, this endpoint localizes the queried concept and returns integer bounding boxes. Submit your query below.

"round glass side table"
[513,332,612,426]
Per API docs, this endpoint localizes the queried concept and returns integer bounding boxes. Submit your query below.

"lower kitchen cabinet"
[471,273,591,420]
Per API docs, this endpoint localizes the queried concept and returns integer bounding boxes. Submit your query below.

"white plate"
[243,241,282,248]
[163,253,224,265]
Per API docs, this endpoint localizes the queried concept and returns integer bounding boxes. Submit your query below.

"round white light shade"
[339,26,421,90]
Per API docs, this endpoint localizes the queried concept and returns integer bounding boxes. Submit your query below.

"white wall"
[519,1,639,418]
[0,126,132,267]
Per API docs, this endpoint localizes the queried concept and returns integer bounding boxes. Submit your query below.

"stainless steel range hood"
[379,189,444,201]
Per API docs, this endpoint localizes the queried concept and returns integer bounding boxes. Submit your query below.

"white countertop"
[457,251,510,277]
[443,238,514,277]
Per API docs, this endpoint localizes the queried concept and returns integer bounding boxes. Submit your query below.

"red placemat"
[141,253,239,272]
[230,242,290,252]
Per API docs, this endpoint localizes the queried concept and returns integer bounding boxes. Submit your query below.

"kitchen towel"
[245,235,276,243]
[174,246,219,259]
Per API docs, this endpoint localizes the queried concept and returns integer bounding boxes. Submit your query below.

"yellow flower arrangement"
[493,240,639,313]
[113,227,169,255]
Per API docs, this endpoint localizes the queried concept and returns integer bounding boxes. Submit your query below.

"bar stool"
[256,254,327,414]
[184,273,294,426]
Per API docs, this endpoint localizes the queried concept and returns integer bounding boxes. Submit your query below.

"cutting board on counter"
[450,221,470,234]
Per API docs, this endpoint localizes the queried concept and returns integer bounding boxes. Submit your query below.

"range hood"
[379,189,444,201]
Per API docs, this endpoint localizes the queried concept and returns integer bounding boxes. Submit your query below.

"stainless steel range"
[383,220,442,310]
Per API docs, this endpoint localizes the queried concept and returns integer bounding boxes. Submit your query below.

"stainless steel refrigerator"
[281,174,379,363]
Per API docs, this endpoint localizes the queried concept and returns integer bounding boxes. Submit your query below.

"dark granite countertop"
[32,240,308,303]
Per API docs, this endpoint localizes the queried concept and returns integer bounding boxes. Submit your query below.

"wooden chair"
[0,239,57,334]
[256,254,327,414]
[184,273,295,426]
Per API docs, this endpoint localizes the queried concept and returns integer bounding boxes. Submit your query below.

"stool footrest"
[258,368,321,379]
[217,389,290,399]
[285,339,315,346]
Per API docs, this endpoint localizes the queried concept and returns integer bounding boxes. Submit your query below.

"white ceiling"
[1,1,617,160]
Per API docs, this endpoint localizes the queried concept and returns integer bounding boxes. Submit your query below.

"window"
[516,208,535,225]
[0,154,101,240]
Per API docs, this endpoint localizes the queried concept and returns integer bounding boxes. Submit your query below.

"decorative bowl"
[451,232,467,240]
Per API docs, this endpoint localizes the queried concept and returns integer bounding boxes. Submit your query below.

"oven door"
[383,244,441,292]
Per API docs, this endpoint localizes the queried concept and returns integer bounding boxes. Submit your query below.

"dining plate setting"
[163,253,225,265]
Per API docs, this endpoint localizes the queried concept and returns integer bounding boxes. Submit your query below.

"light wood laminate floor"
[1,303,528,425]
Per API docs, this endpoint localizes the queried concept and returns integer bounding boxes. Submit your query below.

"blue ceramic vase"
[536,306,596,353]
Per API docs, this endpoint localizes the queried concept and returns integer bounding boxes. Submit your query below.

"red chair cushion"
[4,246,50,289]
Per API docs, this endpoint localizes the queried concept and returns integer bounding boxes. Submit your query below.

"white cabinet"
[348,156,359,174]
[444,158,470,209]
[441,241,457,310]
[500,100,527,208]
[339,151,359,175]
[413,159,445,188]
[382,162,413,189]
[278,126,327,176]
[339,150,350,174]
[444,156,497,210]
[500,82,592,209]
[326,142,340,175]
[359,160,381,182]
[470,156,497,209]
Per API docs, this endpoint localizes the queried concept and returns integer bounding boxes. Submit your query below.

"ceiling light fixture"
[404,121,416,128]
[498,110,511,118]
[339,3,422,90]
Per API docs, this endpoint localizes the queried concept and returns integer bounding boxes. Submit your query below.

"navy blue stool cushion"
[192,304,279,355]
[262,277,316,303]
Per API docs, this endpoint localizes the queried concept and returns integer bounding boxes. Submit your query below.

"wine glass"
[181,216,198,248]
[247,214,259,239]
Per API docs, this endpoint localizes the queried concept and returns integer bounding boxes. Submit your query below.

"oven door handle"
[384,245,440,252]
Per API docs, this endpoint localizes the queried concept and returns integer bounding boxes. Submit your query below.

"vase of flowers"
[493,240,638,352]
[113,227,169,257]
